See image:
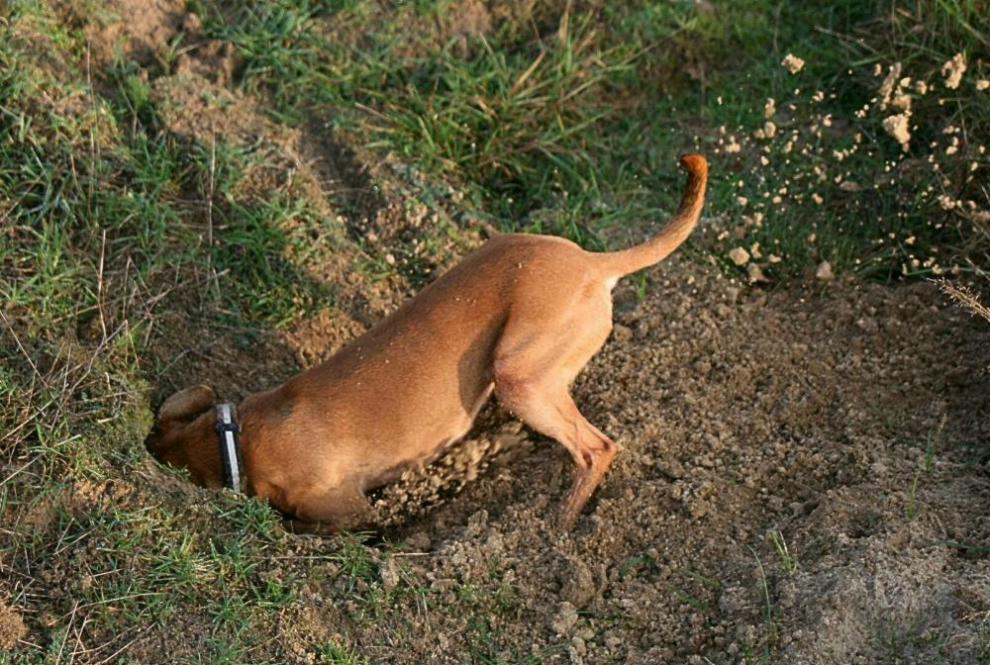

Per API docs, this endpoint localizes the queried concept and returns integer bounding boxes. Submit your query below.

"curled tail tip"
[679,153,708,178]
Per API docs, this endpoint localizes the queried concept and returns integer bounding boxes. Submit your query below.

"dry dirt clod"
[0,600,27,650]
[611,323,634,343]
[560,557,597,609]
[941,52,967,89]
[782,53,805,74]
[550,601,580,635]
[729,247,751,266]
[747,263,767,283]
[882,113,912,151]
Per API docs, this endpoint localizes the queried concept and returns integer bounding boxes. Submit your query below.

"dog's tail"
[596,154,707,278]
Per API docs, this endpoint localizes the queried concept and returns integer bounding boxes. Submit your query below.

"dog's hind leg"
[492,289,620,528]
[493,367,620,529]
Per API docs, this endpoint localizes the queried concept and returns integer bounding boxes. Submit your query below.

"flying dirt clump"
[728,247,751,266]
[877,62,903,109]
[882,113,912,151]
[941,52,967,89]
[781,53,805,74]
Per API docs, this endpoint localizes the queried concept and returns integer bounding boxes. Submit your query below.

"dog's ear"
[147,384,216,457]
[157,384,216,426]
[146,384,223,486]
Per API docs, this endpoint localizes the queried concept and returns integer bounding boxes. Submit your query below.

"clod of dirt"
[941,52,967,90]
[781,53,805,74]
[560,556,597,608]
[728,247,751,266]
[0,600,27,650]
[747,262,767,283]
[611,323,634,343]
[883,113,912,151]
[550,601,580,635]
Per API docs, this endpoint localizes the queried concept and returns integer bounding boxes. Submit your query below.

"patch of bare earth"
[316,0,497,59]
[74,0,186,67]
[0,599,28,651]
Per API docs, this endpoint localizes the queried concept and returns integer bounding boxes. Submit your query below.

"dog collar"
[215,402,244,492]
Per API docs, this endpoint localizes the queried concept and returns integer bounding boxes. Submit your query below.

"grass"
[768,528,798,575]
[1,0,989,662]
[317,643,371,665]
[199,0,990,278]
[746,544,779,664]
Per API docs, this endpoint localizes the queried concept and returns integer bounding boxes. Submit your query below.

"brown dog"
[146,154,707,531]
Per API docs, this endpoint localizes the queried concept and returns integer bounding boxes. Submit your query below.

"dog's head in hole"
[145,385,225,488]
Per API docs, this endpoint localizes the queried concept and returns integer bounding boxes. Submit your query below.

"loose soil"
[351,262,990,664]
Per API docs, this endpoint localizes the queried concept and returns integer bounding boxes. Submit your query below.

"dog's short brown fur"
[147,155,708,531]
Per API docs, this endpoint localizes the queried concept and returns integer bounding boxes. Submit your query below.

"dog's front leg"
[289,482,379,534]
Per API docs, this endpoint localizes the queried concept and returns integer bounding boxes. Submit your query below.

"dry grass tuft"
[937,278,990,323]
